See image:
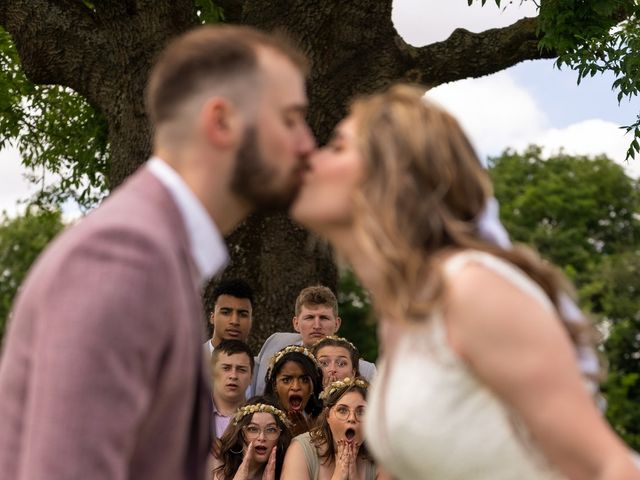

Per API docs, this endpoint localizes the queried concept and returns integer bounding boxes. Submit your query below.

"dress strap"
[293,432,320,479]
[443,251,555,313]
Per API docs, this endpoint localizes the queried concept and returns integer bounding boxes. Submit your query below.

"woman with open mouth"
[211,397,292,480]
[281,377,383,480]
[263,346,323,437]
[311,336,360,387]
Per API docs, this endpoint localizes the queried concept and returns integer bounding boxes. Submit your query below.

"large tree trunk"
[0,0,554,346]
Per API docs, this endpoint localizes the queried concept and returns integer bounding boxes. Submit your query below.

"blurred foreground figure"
[291,84,640,479]
[0,25,314,480]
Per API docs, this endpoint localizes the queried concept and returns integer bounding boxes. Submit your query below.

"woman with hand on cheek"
[211,397,291,480]
[281,377,384,480]
[311,336,359,388]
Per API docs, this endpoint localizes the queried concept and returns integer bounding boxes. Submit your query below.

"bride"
[290,84,639,479]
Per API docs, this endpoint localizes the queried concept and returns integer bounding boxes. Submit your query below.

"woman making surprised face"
[263,346,323,437]
[211,397,291,480]
[311,336,359,387]
[281,378,382,480]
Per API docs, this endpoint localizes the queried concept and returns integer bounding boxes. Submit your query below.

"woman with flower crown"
[289,84,640,479]
[311,336,360,387]
[263,346,323,437]
[210,396,292,480]
[281,377,384,480]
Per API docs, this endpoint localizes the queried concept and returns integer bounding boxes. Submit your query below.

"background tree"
[337,268,377,363]
[1,0,639,347]
[490,146,640,288]
[489,148,640,450]
[0,207,65,336]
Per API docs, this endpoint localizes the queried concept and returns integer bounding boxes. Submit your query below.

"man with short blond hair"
[0,25,315,480]
[252,285,376,395]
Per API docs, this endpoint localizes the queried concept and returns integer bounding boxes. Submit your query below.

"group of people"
[0,22,638,480]
[204,281,380,479]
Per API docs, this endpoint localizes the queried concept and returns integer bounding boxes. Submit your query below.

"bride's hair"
[349,84,599,378]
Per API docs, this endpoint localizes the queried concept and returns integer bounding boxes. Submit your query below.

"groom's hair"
[146,24,308,129]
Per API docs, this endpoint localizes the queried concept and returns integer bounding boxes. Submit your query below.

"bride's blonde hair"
[349,84,598,375]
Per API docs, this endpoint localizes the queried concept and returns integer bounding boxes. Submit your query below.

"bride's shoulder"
[441,249,553,313]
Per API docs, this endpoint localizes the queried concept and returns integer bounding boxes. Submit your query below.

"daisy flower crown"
[266,345,321,378]
[319,377,369,400]
[233,403,290,427]
[313,335,358,352]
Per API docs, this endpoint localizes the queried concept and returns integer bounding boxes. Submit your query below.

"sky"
[394,0,640,176]
[1,0,639,217]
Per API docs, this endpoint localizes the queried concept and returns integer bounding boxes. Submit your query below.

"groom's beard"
[231,126,302,212]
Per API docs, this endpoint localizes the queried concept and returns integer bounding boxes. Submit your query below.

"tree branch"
[0,0,104,95]
[399,16,556,86]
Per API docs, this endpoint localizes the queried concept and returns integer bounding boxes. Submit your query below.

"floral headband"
[266,345,321,378]
[233,403,290,427]
[313,335,358,352]
[319,377,369,400]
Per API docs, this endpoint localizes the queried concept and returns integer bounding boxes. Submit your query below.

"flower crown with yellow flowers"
[266,345,321,378]
[319,377,369,401]
[233,403,290,427]
[313,335,358,352]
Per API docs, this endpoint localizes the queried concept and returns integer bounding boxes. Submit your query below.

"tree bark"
[1,0,557,345]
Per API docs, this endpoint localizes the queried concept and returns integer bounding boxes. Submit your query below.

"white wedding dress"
[365,251,567,480]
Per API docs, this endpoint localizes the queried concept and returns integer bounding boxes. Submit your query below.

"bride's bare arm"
[444,261,639,480]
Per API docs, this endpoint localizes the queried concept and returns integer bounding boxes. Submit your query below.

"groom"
[0,25,315,480]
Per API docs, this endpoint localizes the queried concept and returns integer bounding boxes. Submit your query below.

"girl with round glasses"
[281,377,381,480]
[211,397,291,480]
[311,336,360,387]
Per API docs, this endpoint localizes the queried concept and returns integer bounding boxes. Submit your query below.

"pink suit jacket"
[0,167,213,479]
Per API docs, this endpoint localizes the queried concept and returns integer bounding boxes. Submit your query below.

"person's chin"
[289,197,323,233]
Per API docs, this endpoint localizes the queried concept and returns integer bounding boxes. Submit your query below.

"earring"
[230,442,244,455]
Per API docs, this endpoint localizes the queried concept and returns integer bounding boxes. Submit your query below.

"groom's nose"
[298,123,316,155]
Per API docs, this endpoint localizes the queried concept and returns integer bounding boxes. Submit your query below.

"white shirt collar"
[147,156,228,283]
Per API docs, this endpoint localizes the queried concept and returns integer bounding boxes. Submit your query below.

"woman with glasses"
[311,336,359,387]
[211,397,292,480]
[281,377,382,480]
[263,346,323,437]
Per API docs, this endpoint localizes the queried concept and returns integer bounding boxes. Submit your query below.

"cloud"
[426,71,549,160]
[0,146,35,217]
[393,0,538,46]
[0,146,84,221]
[425,72,640,178]
[520,120,640,179]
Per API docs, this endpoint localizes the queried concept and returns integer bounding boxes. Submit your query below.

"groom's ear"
[334,316,342,332]
[200,97,244,148]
